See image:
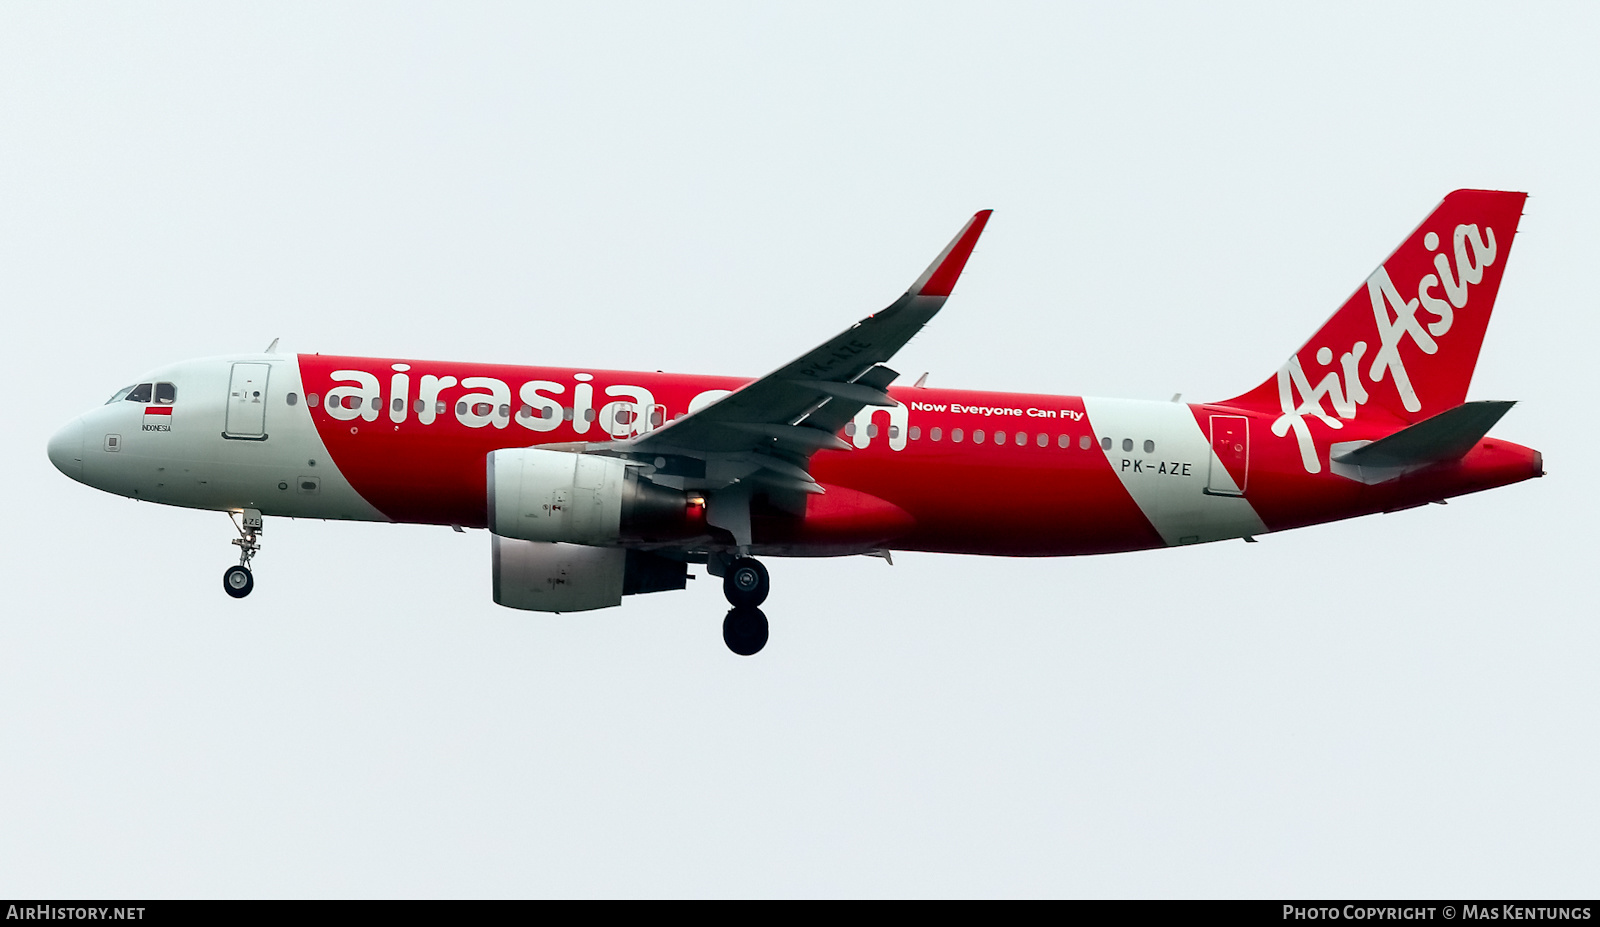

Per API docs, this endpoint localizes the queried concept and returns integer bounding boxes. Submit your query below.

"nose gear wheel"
[223,565,254,598]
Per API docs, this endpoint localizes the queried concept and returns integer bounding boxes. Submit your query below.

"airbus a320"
[48,191,1543,654]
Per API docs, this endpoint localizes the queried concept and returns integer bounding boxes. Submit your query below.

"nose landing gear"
[719,556,770,654]
[223,509,262,599]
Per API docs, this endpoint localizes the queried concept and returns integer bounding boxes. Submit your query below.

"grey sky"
[2,3,1595,897]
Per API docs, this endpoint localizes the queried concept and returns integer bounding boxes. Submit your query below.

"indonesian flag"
[143,405,173,431]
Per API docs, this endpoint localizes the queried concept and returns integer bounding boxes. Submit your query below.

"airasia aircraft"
[47,190,1541,654]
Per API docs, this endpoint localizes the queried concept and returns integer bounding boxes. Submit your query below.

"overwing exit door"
[224,363,271,439]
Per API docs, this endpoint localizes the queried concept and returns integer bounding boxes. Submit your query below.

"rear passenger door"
[1206,414,1248,496]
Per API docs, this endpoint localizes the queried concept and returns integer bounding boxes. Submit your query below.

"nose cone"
[48,419,85,482]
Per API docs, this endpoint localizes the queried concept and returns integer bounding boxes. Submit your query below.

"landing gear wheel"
[723,557,769,607]
[223,565,254,599]
[723,606,769,656]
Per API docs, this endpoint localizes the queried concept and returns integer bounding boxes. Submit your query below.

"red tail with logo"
[1221,190,1526,429]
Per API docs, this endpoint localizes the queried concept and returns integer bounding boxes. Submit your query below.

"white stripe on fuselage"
[1081,397,1267,546]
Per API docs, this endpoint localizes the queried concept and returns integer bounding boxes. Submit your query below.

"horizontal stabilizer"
[1332,400,1515,470]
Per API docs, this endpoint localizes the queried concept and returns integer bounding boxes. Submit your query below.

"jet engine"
[486,448,700,612]
[486,447,701,545]
[492,537,688,612]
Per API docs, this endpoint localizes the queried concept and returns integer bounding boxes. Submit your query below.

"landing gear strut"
[720,556,770,654]
[224,509,262,599]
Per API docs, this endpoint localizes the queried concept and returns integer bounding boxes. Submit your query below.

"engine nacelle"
[487,447,700,545]
[492,537,688,613]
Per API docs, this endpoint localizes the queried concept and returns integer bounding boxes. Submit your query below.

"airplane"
[46,190,1542,655]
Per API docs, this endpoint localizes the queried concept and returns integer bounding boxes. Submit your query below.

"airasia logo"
[1272,223,1498,473]
[317,366,734,437]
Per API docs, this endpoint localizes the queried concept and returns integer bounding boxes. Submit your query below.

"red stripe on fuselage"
[298,356,1163,555]
[815,388,1163,555]
[298,355,1538,556]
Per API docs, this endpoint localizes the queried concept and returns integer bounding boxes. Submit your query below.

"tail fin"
[1220,190,1526,433]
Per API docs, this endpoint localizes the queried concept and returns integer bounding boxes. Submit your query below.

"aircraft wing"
[615,209,992,474]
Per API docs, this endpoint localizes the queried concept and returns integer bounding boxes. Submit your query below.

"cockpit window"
[154,382,176,404]
[126,383,153,403]
[106,385,135,404]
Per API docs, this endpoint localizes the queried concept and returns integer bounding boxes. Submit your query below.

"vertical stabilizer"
[1221,190,1525,424]
[1217,189,1525,472]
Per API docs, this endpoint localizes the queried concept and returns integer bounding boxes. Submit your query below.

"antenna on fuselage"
[264,338,279,353]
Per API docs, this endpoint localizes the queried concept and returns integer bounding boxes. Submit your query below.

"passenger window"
[1058,434,1069,448]
[583,408,596,422]
[1144,440,1155,453]
[286,392,298,406]
[307,393,320,408]
[888,425,899,440]
[106,385,135,404]
[1080,435,1091,450]
[1017,431,1028,446]
[126,383,153,403]
[1122,438,1133,452]
[844,423,856,437]
[973,429,985,444]
[435,401,446,415]
[498,404,510,417]
[867,423,879,438]
[369,397,381,411]
[563,407,574,422]
[951,428,963,443]
[154,382,176,404]
[414,399,427,413]
[930,426,942,441]
[456,401,467,415]
[1101,437,1112,450]
[908,425,920,440]
[1037,433,1047,447]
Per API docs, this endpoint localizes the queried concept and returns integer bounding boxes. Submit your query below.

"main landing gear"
[223,509,263,599]
[720,556,770,656]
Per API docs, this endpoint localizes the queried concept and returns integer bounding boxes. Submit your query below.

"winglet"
[908,210,993,297]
